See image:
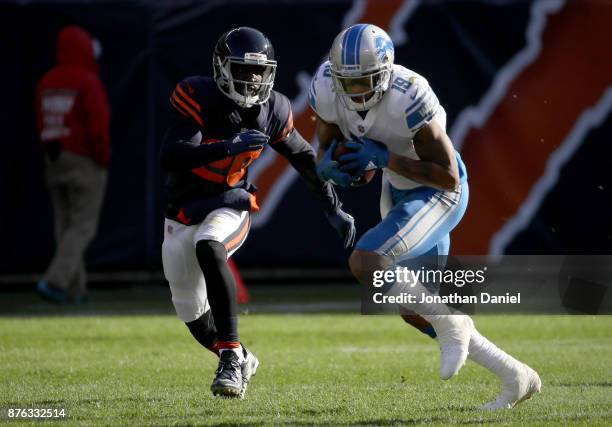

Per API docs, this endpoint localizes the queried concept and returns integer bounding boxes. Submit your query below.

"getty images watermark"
[370,266,521,306]
[362,256,612,315]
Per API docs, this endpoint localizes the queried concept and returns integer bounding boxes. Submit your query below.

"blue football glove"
[338,137,389,178]
[224,130,269,156]
[325,207,356,249]
[316,140,354,188]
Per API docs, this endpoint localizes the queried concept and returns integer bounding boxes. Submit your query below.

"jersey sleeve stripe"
[175,84,201,112]
[271,109,294,144]
[407,107,437,129]
[170,96,189,118]
[405,92,429,115]
[171,93,203,127]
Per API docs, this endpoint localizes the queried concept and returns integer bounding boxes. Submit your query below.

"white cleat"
[480,364,542,410]
[240,347,259,399]
[434,315,474,380]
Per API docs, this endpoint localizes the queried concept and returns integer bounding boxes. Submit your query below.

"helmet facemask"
[330,66,392,111]
[214,53,276,108]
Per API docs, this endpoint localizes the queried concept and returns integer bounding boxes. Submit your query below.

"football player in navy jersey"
[159,27,356,398]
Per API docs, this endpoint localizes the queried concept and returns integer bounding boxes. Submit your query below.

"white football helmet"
[329,24,394,111]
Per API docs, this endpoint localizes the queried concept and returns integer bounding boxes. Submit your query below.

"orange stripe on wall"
[452,1,612,254]
[361,0,404,29]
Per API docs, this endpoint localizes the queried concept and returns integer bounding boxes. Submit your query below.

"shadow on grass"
[0,284,358,317]
[0,287,174,317]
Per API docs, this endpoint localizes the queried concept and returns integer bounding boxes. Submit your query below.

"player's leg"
[391,182,474,380]
[162,219,217,353]
[470,329,541,409]
[400,288,541,407]
[162,214,257,399]
[194,208,249,351]
[192,207,257,398]
[350,181,473,379]
[396,222,541,408]
[185,307,218,355]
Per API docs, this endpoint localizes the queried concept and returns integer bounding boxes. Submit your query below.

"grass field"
[1,293,611,426]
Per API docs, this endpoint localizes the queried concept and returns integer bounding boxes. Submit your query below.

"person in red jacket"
[35,25,111,304]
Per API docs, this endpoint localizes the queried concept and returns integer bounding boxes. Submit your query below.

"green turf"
[0,313,610,426]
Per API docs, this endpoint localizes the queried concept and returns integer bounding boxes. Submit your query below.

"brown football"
[332,140,376,187]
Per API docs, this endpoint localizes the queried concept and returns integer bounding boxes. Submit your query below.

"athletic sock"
[218,341,243,362]
[469,329,522,381]
[400,314,523,381]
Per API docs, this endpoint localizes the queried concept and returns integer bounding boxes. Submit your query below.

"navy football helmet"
[213,27,277,108]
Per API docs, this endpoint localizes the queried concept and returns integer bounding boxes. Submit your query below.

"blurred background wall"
[1,0,610,278]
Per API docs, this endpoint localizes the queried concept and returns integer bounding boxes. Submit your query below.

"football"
[332,140,376,187]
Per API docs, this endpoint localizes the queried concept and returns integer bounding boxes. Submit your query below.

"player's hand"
[316,140,354,188]
[325,207,356,249]
[225,130,269,156]
[338,137,389,177]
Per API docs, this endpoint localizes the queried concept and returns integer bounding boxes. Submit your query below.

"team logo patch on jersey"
[358,125,365,133]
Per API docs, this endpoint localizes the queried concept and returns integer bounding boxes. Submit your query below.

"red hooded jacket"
[36,26,111,168]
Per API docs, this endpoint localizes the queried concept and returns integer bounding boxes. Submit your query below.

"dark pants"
[43,151,106,298]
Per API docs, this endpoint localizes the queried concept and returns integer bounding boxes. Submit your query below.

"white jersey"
[310,61,447,190]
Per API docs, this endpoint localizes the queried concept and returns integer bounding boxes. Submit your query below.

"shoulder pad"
[386,66,440,135]
[169,76,216,128]
[309,61,337,122]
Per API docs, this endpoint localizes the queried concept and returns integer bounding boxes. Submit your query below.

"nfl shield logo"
[358,125,365,133]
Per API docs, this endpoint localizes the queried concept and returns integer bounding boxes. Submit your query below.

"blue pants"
[356,179,469,264]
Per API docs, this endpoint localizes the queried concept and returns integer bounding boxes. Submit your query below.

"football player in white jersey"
[311,23,541,409]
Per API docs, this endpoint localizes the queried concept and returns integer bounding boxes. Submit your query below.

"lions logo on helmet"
[375,36,394,62]
[329,24,395,111]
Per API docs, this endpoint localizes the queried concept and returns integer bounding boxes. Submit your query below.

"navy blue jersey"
[160,75,341,225]
[161,76,293,206]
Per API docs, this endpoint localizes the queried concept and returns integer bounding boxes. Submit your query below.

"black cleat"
[211,350,243,398]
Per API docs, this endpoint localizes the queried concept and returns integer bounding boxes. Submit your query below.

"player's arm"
[159,113,226,172]
[272,129,356,248]
[160,113,267,172]
[315,114,344,160]
[387,121,460,191]
[272,128,341,213]
[271,98,356,247]
[312,114,355,188]
[160,80,268,172]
